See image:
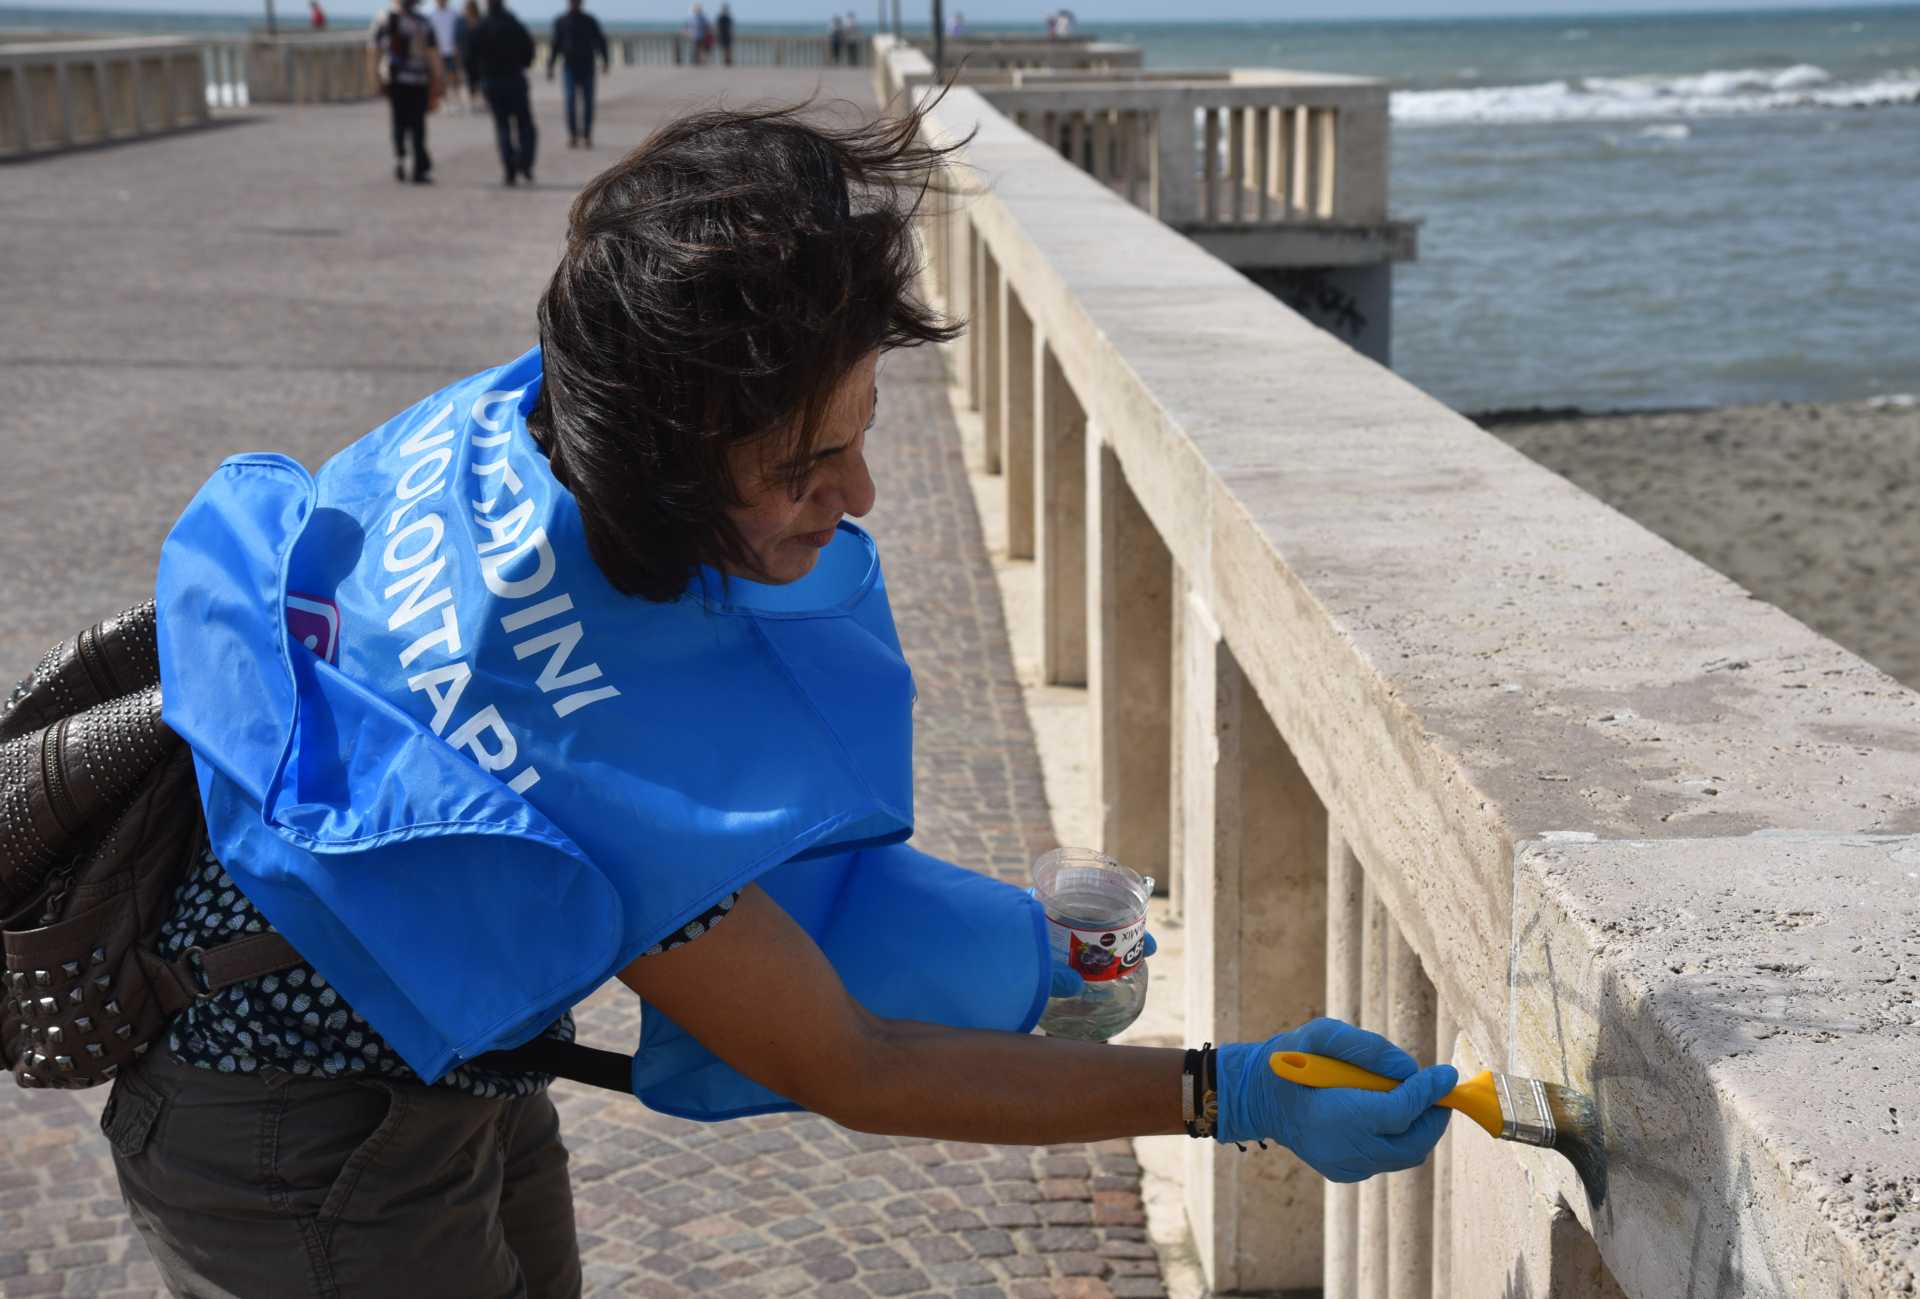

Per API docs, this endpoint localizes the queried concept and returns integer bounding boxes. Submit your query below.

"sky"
[36,0,1920,26]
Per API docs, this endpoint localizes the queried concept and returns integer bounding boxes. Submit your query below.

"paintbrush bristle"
[1542,1080,1609,1210]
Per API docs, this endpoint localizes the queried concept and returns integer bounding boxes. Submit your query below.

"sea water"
[8,4,1914,410]
[1107,5,1920,413]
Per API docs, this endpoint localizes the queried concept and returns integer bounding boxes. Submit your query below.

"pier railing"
[216,33,378,106]
[878,34,1140,87]
[1,37,209,157]
[909,79,1920,1299]
[876,39,1413,271]
[598,32,866,67]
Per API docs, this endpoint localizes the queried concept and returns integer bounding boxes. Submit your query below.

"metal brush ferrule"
[1492,1072,1556,1147]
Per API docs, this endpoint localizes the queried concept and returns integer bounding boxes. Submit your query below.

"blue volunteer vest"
[154,347,1049,1118]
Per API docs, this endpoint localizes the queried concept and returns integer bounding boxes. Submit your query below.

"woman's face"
[724,351,879,585]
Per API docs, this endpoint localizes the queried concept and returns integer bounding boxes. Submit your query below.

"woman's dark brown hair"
[528,100,962,601]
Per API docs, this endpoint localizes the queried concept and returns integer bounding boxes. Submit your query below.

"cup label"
[1051,915,1147,982]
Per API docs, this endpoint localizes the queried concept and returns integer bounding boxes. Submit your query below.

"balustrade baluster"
[1386,923,1437,1298]
[1356,879,1390,1299]
[1433,1006,1457,1298]
[1254,106,1270,222]
[1228,105,1245,223]
[1037,343,1087,686]
[1325,833,1366,1299]
[1202,108,1220,223]
[1003,283,1036,558]
[980,247,1004,475]
[1291,106,1310,218]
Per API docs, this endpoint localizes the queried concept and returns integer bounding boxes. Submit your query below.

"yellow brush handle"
[1269,1051,1505,1139]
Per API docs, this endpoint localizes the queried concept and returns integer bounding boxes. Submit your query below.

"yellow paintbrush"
[1269,1050,1607,1207]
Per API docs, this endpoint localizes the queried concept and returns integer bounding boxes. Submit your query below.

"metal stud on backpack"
[0,603,299,1089]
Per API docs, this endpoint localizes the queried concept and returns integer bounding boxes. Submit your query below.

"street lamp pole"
[931,0,943,73]
[265,0,278,36]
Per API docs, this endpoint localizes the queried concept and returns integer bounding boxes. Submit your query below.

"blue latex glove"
[1215,1017,1455,1182]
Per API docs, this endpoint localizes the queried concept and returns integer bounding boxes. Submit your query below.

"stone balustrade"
[905,34,1143,76]
[1,37,208,157]
[228,33,379,105]
[596,32,865,67]
[910,79,1920,1299]
[879,36,1413,363]
[979,71,1416,269]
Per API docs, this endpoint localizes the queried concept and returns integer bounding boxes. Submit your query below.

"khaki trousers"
[104,1047,582,1299]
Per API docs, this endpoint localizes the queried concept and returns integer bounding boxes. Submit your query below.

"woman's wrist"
[1182,1043,1217,1139]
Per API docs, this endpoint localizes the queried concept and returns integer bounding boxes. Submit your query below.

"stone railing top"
[979,66,1383,88]
[0,35,203,57]
[914,81,1920,1297]
[912,32,1104,45]
[241,32,374,45]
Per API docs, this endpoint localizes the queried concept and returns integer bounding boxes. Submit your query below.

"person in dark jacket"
[368,0,444,183]
[547,0,609,148]
[470,0,538,185]
[716,1,733,65]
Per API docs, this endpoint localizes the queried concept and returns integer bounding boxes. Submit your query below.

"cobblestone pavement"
[0,68,1169,1299]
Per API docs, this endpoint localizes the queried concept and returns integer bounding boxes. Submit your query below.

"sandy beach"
[1481,396,1920,690]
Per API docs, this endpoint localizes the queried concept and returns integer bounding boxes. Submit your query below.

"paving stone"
[1,1277,66,1298]
[853,1245,912,1272]
[1052,1251,1111,1277]
[960,1228,1018,1258]
[804,1255,860,1284]
[1023,1227,1101,1253]
[928,1259,1000,1287]
[1049,1280,1116,1299]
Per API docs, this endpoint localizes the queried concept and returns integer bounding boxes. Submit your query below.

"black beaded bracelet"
[1183,1042,1218,1139]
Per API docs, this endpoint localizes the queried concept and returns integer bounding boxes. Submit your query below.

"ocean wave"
[1393,64,1920,125]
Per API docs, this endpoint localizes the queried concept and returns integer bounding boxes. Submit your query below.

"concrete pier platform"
[0,69,1168,1299]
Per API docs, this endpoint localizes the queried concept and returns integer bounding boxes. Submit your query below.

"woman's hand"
[1215,1018,1454,1181]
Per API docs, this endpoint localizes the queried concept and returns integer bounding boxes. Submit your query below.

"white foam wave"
[1638,123,1691,140]
[1393,64,1920,126]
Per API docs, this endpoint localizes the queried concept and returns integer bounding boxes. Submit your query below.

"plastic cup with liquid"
[1032,847,1153,1042]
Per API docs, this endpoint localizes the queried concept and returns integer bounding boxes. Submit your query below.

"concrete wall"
[910,79,1920,1299]
[1,38,209,158]
[240,35,378,104]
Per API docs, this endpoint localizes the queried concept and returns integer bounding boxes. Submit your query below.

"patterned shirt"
[160,842,736,1098]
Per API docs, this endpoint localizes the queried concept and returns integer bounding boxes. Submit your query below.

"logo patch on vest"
[287,594,341,664]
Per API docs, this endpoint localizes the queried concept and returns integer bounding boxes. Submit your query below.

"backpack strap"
[136,933,307,1017]
[472,1037,633,1092]
[132,933,638,1094]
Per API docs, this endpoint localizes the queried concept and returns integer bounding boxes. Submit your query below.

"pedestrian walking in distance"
[548,0,609,149]
[686,3,712,65]
[841,10,859,63]
[427,0,463,110]
[716,1,734,65]
[367,0,444,183]
[472,0,538,184]
[828,11,843,64]
[458,0,485,110]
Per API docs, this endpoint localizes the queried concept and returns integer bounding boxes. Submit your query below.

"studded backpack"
[0,603,636,1094]
[0,604,300,1089]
